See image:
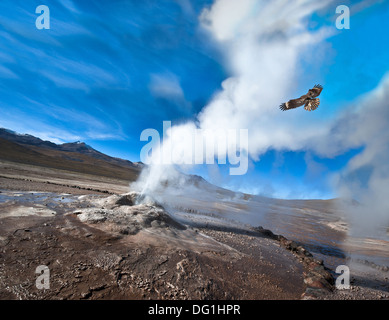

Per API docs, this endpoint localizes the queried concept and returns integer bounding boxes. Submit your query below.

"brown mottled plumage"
[280,84,323,111]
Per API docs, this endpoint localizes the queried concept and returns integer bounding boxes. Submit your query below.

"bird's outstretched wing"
[304,98,320,111]
[280,95,308,111]
[307,84,323,98]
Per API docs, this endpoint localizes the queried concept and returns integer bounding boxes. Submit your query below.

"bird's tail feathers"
[304,98,320,111]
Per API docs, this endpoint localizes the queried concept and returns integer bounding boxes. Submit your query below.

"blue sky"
[0,0,388,199]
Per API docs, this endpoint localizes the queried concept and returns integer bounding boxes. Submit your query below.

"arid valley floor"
[0,158,388,300]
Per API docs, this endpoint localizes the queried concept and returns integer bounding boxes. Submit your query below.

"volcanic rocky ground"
[0,184,309,300]
[0,152,388,299]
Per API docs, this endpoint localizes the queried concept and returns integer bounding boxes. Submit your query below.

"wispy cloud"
[0,65,19,79]
[58,0,81,14]
[0,117,81,144]
[149,73,185,99]
[0,0,223,146]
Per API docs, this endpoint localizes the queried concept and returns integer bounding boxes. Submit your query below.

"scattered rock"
[254,224,335,299]
[73,192,186,236]
[115,192,138,206]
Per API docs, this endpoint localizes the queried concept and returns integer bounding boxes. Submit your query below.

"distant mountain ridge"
[0,128,59,149]
[0,128,144,169]
[0,128,143,181]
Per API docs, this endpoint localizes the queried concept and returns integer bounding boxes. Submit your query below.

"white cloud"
[149,73,192,113]
[329,74,389,237]
[136,0,389,241]
[196,0,333,160]
[149,73,185,99]
[200,0,331,42]
[137,0,335,193]
[199,0,257,42]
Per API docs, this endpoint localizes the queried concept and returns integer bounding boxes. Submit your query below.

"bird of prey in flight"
[280,84,323,111]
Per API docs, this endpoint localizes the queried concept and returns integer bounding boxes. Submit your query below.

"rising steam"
[132,0,389,239]
[133,0,333,193]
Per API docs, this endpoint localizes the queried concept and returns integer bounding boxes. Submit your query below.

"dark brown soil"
[0,208,304,300]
